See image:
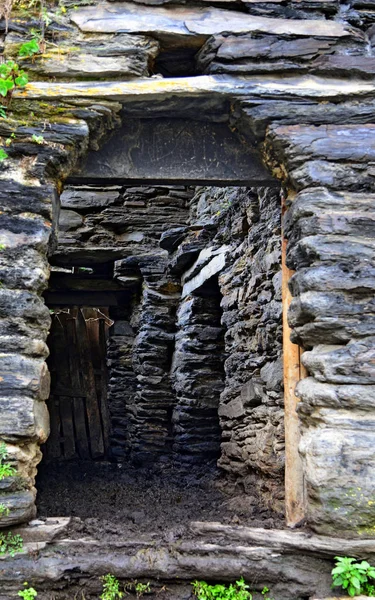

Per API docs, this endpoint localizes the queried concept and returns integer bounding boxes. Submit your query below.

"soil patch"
[36,461,283,539]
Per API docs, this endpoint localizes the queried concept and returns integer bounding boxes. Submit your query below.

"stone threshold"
[0,519,374,599]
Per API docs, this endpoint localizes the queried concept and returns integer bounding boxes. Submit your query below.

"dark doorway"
[45,307,111,462]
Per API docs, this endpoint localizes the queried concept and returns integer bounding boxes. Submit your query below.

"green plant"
[18,584,38,600]
[5,132,16,146]
[0,60,28,103]
[31,134,44,144]
[0,149,8,162]
[135,582,151,598]
[0,531,23,556]
[0,106,6,119]
[100,574,123,600]
[125,581,151,598]
[0,442,16,479]
[19,38,40,58]
[332,556,375,597]
[0,503,9,517]
[192,578,252,600]
[261,587,274,600]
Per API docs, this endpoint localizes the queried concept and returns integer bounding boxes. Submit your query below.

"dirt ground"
[36,460,283,539]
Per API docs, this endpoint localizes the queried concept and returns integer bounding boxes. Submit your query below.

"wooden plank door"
[44,307,111,461]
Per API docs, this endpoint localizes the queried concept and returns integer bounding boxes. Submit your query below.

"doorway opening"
[36,181,284,533]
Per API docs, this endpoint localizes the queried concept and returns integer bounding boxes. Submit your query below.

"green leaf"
[0,81,9,97]
[15,75,28,87]
[19,39,40,58]
[332,566,347,575]
[0,149,8,162]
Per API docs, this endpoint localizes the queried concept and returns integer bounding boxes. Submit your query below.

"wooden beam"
[282,194,305,527]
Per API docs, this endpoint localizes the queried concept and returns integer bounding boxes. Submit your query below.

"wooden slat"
[65,311,91,461]
[99,316,111,455]
[76,309,104,458]
[49,313,77,460]
[59,395,77,460]
[45,395,61,459]
[282,194,305,527]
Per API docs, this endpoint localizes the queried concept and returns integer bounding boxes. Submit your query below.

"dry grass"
[0,0,14,32]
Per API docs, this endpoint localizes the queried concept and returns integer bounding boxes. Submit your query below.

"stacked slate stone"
[114,254,181,464]
[217,188,284,512]
[106,320,137,460]
[57,186,191,266]
[172,186,284,509]
[171,291,225,465]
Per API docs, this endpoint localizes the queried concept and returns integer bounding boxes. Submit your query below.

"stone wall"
[172,186,284,510]
[218,188,284,513]
[0,0,375,540]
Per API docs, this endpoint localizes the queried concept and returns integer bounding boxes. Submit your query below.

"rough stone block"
[302,338,375,384]
[297,378,375,414]
[300,426,375,536]
[0,490,36,528]
[0,395,49,442]
[0,355,50,399]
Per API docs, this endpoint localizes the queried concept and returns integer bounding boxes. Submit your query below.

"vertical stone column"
[107,320,137,460]
[285,187,375,536]
[268,123,375,536]
[171,291,224,465]
[117,254,180,464]
[0,178,57,526]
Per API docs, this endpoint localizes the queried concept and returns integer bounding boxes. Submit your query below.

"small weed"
[332,556,375,597]
[19,38,40,59]
[0,442,16,479]
[0,60,28,102]
[100,574,123,600]
[18,583,38,600]
[0,504,10,517]
[0,531,23,556]
[0,106,6,119]
[192,578,252,600]
[125,581,151,598]
[261,587,274,600]
[0,148,8,162]
[31,134,44,144]
[5,132,16,146]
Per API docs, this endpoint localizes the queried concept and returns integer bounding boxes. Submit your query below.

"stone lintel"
[72,119,273,186]
[14,75,375,103]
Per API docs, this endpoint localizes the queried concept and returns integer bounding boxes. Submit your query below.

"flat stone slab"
[12,517,71,543]
[14,75,375,103]
[71,3,354,39]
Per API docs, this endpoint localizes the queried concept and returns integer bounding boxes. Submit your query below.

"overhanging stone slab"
[71,119,273,185]
[71,3,354,39]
